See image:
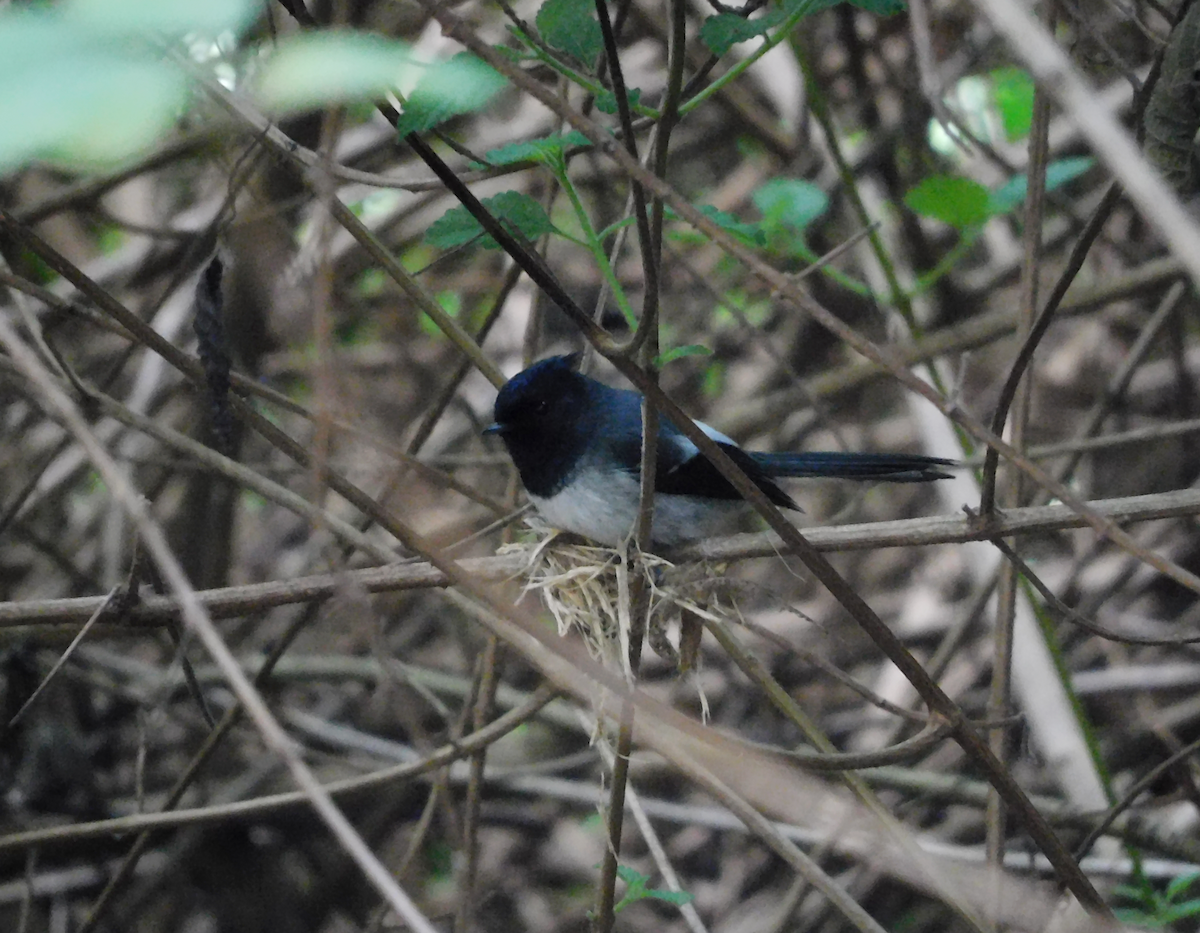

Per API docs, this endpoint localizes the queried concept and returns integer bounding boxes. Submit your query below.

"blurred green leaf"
[0,0,251,173]
[394,52,506,136]
[426,191,558,249]
[256,32,411,114]
[905,175,991,229]
[64,0,255,33]
[655,344,712,367]
[694,204,767,246]
[987,157,1094,214]
[0,56,187,173]
[991,67,1035,141]
[1165,899,1200,922]
[611,864,694,914]
[753,178,829,232]
[702,359,726,397]
[536,0,603,65]
[1166,872,1200,901]
[485,132,589,166]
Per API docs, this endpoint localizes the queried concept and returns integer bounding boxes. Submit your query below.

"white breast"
[529,466,748,548]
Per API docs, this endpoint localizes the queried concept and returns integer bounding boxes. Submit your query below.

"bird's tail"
[751,451,955,482]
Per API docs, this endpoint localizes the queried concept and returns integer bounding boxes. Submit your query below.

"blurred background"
[2,0,1200,930]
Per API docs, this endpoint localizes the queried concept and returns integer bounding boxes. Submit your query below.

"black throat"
[500,425,586,498]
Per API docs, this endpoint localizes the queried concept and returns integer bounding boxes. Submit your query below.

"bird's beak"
[482,423,503,436]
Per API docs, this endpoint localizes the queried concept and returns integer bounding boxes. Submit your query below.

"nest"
[499,523,735,684]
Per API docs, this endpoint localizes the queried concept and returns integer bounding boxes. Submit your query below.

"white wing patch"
[663,419,735,475]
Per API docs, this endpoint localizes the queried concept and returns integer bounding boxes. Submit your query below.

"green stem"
[557,163,638,329]
[679,0,817,116]
[787,239,875,297]
[904,227,982,298]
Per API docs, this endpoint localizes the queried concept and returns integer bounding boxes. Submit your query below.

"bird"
[484,354,954,549]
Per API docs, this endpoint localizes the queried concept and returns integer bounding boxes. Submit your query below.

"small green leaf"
[536,0,603,65]
[699,11,779,57]
[753,178,829,232]
[987,157,1094,215]
[697,205,767,245]
[394,52,507,136]
[1044,156,1095,190]
[596,87,642,114]
[1112,908,1158,926]
[65,0,256,33]
[991,67,1036,142]
[905,175,991,229]
[256,32,411,114]
[655,344,712,367]
[425,191,557,250]
[1112,883,1149,903]
[484,132,589,166]
[1163,898,1200,922]
[1166,871,1200,901]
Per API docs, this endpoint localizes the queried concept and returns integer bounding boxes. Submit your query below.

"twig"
[9,486,1200,628]
[0,309,442,933]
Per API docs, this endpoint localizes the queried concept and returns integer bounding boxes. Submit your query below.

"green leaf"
[596,87,641,114]
[425,191,557,249]
[655,344,712,367]
[536,0,603,65]
[753,178,829,232]
[394,53,507,136]
[1112,883,1150,903]
[699,11,780,57]
[1166,871,1200,901]
[1163,898,1200,922]
[696,205,767,245]
[905,175,991,229]
[1044,156,1096,190]
[0,54,187,173]
[987,157,1094,215]
[0,0,254,173]
[256,32,412,114]
[64,0,256,33]
[991,67,1036,142]
[484,132,589,166]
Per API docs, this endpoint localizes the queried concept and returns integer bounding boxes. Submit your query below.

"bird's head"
[485,353,587,445]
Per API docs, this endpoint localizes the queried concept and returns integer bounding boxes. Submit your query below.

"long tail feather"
[751,451,954,482]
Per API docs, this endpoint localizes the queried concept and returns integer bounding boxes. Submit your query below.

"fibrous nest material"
[500,524,735,685]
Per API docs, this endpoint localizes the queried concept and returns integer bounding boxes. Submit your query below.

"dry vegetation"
[3,0,1200,931]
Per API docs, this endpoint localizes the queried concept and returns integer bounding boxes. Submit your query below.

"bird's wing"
[656,432,798,507]
[610,416,795,508]
[597,390,798,508]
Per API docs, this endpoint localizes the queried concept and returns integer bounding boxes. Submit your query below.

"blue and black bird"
[485,354,953,548]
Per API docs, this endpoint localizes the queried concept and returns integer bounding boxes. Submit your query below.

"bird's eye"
[534,400,550,414]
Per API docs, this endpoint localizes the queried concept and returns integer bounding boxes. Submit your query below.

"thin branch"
[8,486,1200,628]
